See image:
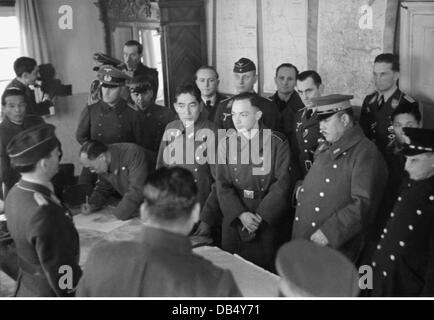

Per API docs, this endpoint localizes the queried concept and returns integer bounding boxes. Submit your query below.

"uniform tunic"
[5,179,82,297]
[75,99,144,147]
[157,112,220,223]
[139,103,177,153]
[0,115,45,196]
[89,143,152,220]
[371,176,434,296]
[76,226,241,297]
[292,108,323,178]
[216,127,295,270]
[359,89,418,154]
[269,91,304,142]
[201,92,228,122]
[213,94,280,131]
[292,125,388,262]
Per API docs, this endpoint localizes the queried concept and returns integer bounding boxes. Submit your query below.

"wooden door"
[400,2,434,129]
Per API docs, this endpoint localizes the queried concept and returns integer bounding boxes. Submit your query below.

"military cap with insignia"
[97,65,131,87]
[7,124,61,167]
[126,74,154,94]
[309,94,354,120]
[276,240,360,297]
[233,57,256,73]
[402,127,434,155]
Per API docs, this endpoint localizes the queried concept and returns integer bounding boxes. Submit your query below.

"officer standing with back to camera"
[5,124,82,297]
[76,65,145,185]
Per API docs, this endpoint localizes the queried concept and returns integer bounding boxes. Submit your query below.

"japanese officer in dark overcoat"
[292,95,388,263]
[127,74,177,153]
[5,124,82,296]
[216,92,295,271]
[370,128,434,296]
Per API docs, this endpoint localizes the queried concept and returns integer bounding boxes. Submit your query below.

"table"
[74,210,280,297]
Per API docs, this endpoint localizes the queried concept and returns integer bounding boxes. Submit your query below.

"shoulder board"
[33,192,48,206]
[403,94,416,103]
[271,130,286,142]
[260,96,272,102]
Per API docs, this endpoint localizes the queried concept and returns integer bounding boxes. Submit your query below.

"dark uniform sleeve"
[89,177,115,210]
[112,149,147,220]
[130,110,147,148]
[255,138,293,225]
[320,146,388,248]
[156,125,171,169]
[216,139,248,224]
[76,105,91,145]
[29,206,82,296]
[421,203,434,296]
[359,96,373,140]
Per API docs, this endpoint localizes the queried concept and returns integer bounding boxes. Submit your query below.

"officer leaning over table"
[5,124,82,297]
[370,128,434,297]
[292,94,388,264]
[79,140,153,221]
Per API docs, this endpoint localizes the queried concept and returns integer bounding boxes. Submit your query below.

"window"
[0,6,20,95]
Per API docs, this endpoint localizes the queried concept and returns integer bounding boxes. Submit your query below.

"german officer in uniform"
[127,74,177,153]
[269,63,304,142]
[157,83,221,242]
[292,70,324,178]
[216,92,295,271]
[359,53,419,154]
[76,65,145,184]
[79,140,153,221]
[5,124,82,296]
[292,95,388,263]
[370,128,434,297]
[213,58,280,131]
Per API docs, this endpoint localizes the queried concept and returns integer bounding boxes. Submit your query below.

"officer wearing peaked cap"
[5,124,82,296]
[292,94,388,263]
[213,58,280,131]
[127,74,177,153]
[370,128,434,296]
[76,65,145,185]
[276,240,360,297]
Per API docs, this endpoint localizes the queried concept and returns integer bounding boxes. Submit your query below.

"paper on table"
[193,246,280,297]
[73,210,128,233]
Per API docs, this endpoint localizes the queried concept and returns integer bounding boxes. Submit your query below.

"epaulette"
[403,94,416,103]
[220,97,232,103]
[33,192,48,206]
[271,130,286,142]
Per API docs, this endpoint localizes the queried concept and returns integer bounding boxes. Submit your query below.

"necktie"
[378,95,385,109]
[206,100,212,111]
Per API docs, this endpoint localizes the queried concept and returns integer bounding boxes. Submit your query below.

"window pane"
[0,16,19,48]
[0,48,19,80]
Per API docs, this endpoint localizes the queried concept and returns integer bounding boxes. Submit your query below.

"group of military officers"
[0,42,433,297]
